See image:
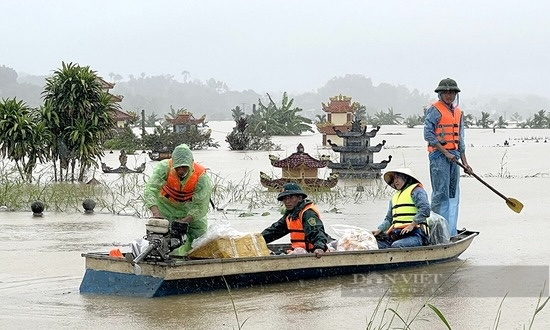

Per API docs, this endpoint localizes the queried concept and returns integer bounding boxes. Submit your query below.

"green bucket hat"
[434,78,461,93]
[277,182,307,201]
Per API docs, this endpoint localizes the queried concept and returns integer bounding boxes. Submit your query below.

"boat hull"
[79,230,478,298]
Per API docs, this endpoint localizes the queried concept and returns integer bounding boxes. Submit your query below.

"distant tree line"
[4,64,550,127]
[2,63,550,183]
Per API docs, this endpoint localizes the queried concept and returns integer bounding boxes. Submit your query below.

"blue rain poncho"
[144,144,212,255]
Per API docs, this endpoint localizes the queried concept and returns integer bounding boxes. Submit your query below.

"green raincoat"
[144,144,211,255]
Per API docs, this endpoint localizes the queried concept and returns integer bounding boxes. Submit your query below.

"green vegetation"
[103,126,141,153]
[521,109,550,128]
[0,161,147,214]
[0,165,392,213]
[43,62,119,182]
[477,111,494,128]
[0,62,119,183]
[247,92,314,136]
[225,106,280,151]
[225,92,317,150]
[141,125,220,151]
[0,98,52,182]
[365,107,404,126]
[404,114,424,128]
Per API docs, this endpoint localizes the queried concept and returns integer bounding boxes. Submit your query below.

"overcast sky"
[3,0,550,98]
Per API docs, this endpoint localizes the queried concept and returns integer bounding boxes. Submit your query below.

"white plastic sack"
[287,247,308,255]
[191,220,244,249]
[130,238,149,257]
[427,211,450,245]
[330,224,379,251]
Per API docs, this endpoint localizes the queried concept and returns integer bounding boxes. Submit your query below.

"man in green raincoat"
[144,144,212,255]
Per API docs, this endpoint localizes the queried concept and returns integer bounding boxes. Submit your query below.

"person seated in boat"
[371,168,430,249]
[261,183,329,258]
[144,144,212,256]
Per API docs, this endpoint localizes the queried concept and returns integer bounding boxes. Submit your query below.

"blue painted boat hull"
[79,250,467,298]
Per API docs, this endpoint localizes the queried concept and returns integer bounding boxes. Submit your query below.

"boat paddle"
[457,161,523,213]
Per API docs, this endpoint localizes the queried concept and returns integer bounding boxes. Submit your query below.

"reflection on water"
[1,123,549,329]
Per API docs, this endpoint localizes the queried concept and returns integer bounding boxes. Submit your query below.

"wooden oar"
[457,161,523,213]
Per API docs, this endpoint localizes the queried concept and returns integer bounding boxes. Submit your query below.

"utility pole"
[141,109,146,138]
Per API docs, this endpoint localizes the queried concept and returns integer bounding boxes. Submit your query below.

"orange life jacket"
[160,161,206,202]
[427,100,462,153]
[285,203,320,252]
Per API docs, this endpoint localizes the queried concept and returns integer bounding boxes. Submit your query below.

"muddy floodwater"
[1,122,549,329]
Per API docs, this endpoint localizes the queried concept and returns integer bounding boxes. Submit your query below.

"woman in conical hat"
[372,168,430,249]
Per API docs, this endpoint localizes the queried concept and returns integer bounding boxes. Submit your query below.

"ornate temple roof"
[97,77,115,90]
[270,143,329,168]
[113,109,132,121]
[316,123,351,134]
[260,172,338,191]
[321,94,359,113]
[166,113,206,126]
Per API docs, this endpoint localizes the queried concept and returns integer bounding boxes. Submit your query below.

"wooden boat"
[79,230,478,298]
[148,150,171,161]
[101,162,146,174]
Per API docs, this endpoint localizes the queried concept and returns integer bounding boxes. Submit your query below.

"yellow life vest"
[386,183,420,234]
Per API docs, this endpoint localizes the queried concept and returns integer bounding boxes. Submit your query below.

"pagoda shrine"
[260,143,338,191]
[165,112,206,133]
[97,77,132,128]
[316,94,359,146]
[327,117,392,179]
[148,111,207,161]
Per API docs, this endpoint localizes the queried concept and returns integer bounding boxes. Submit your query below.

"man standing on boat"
[424,78,473,236]
[144,143,212,256]
[261,183,329,258]
[372,168,430,248]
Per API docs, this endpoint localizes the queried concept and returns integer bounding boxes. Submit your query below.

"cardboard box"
[187,233,271,259]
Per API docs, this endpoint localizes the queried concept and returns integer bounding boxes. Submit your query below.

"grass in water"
[364,263,549,330]
[222,276,251,330]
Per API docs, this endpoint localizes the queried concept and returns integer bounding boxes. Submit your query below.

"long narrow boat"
[79,230,478,298]
[148,150,171,161]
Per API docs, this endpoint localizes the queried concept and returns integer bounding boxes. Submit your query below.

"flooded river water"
[1,122,549,329]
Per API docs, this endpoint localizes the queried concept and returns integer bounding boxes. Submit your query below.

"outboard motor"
[131,218,188,265]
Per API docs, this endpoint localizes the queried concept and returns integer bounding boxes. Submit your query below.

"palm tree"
[125,110,140,126]
[42,62,119,182]
[385,107,404,125]
[531,109,548,128]
[494,116,508,129]
[476,112,494,128]
[510,112,522,123]
[404,114,423,128]
[231,106,246,121]
[166,106,188,120]
[146,112,159,126]
[463,113,475,128]
[0,98,52,182]
[373,107,403,125]
[354,104,367,122]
